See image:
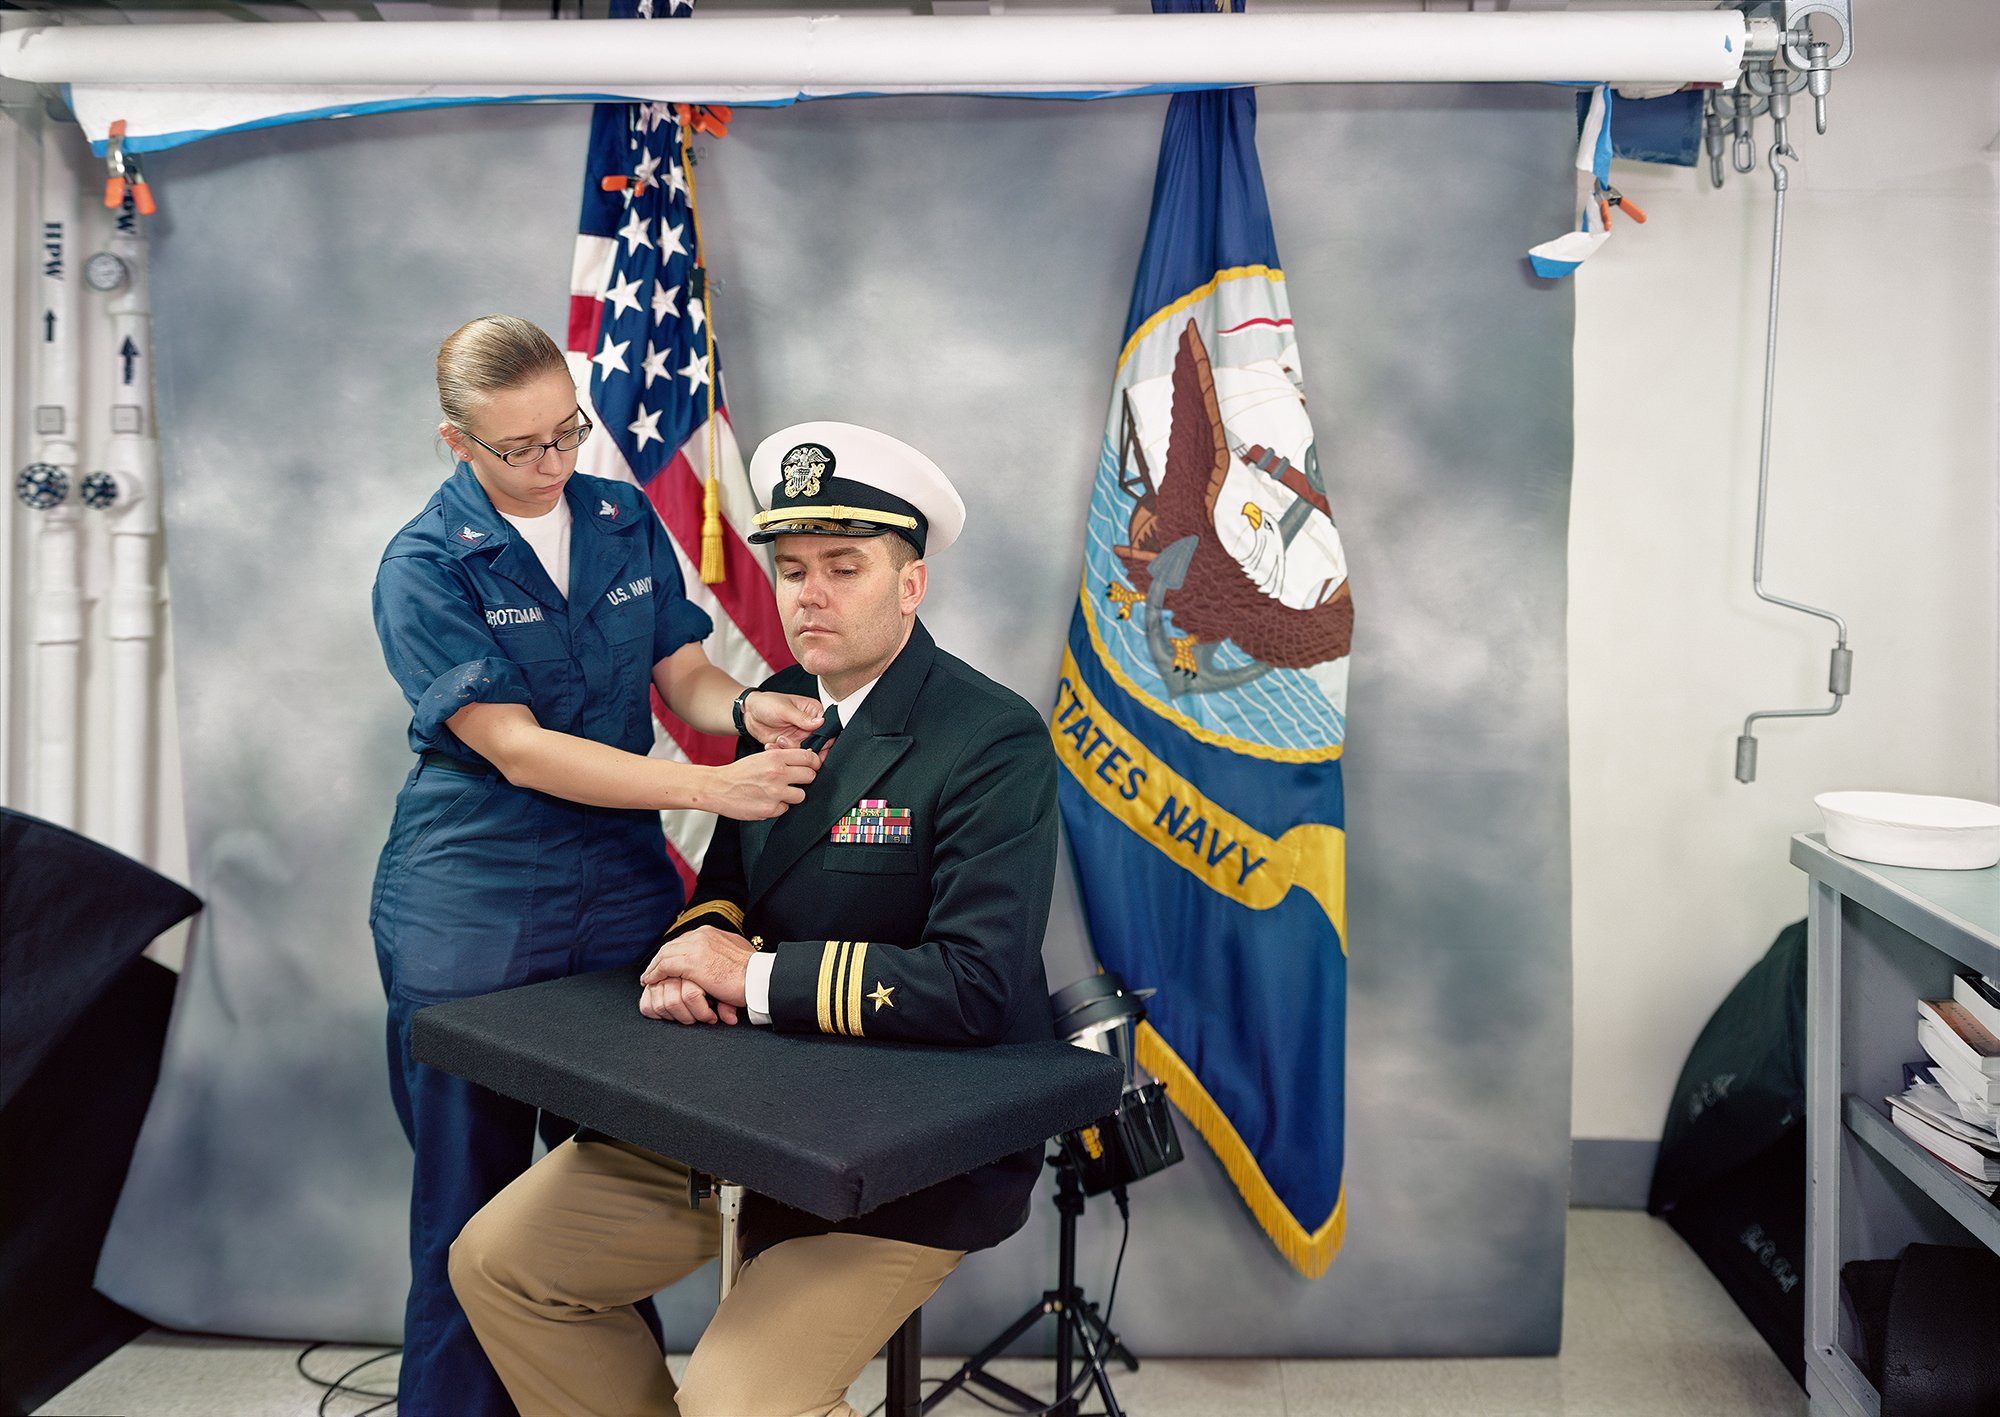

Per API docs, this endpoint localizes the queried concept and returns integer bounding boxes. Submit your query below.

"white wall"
[6,0,1998,1136]
[1568,0,2000,1142]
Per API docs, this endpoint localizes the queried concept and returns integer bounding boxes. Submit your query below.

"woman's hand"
[704,747,820,820]
[741,690,824,748]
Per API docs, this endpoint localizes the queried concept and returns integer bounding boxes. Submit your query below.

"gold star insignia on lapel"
[867,982,896,1012]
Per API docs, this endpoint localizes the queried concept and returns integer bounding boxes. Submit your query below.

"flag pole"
[679,108,724,585]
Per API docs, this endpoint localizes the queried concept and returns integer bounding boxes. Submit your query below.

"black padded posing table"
[411,967,1124,1416]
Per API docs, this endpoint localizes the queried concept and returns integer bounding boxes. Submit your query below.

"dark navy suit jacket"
[665,618,1060,1256]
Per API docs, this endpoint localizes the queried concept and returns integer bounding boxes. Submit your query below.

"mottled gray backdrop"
[97,85,1576,1357]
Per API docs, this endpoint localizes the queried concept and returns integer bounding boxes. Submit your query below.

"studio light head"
[1051,971,1183,1196]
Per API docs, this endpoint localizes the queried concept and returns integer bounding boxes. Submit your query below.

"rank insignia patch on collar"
[831,800,912,844]
[456,525,487,543]
[599,499,619,519]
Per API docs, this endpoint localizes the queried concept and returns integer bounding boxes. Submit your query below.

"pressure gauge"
[80,470,120,510]
[16,463,70,510]
[83,251,128,293]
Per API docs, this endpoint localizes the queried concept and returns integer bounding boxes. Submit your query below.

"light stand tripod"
[923,1154,1138,1417]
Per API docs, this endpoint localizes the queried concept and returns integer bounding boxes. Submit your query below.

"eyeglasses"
[461,409,594,468]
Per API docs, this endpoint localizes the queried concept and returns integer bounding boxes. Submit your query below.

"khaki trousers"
[450,1137,962,1417]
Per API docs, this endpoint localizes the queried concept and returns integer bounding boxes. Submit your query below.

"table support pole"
[717,1182,744,1299]
[886,1308,922,1417]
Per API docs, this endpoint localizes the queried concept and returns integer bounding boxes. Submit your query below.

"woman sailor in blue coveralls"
[371,315,823,1417]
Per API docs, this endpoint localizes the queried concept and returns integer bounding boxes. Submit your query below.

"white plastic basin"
[1814,791,2000,872]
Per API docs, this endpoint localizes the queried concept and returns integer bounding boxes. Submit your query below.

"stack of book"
[1887,972,2000,1199]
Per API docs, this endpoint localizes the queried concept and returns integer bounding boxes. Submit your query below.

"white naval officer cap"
[747,422,966,557]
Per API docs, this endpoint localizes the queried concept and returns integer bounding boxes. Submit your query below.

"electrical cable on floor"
[295,1341,400,1416]
[863,1192,1133,1417]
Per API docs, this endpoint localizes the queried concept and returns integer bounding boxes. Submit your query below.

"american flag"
[565,3,787,890]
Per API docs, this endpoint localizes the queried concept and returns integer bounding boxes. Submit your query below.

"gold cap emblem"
[782,443,833,498]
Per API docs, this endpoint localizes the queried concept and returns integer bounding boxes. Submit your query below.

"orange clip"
[600,174,652,197]
[1600,183,1647,226]
[676,103,732,140]
[1597,196,1613,230]
[103,119,156,214]
[104,119,130,210]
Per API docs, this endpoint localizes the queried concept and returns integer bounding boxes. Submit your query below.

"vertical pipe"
[715,1181,743,1299]
[1802,876,1843,1397]
[884,1309,921,1417]
[101,197,158,863]
[1053,1163,1080,1417]
[29,112,84,829]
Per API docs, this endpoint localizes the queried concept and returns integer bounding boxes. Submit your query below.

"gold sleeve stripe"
[816,941,842,1035]
[834,941,858,1037]
[670,900,745,933]
[846,942,869,1037]
[835,941,858,1037]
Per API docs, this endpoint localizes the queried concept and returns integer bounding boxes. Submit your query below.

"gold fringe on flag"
[680,110,725,585]
[1136,1021,1347,1278]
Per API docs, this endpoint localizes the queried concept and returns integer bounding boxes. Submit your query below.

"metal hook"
[1732,88,1759,174]
[1768,139,1796,193]
[1767,82,1794,170]
[1806,40,1831,134]
[1704,92,1728,189]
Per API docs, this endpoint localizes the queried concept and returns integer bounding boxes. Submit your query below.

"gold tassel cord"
[1136,1022,1347,1278]
[680,111,725,585]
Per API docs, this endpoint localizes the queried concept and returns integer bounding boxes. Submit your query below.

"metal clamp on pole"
[687,1171,745,1299]
[1709,1,1848,190]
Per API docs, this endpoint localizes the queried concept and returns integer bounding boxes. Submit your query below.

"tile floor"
[35,1209,1807,1417]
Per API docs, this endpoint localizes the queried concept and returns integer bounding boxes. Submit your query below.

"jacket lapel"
[442,464,566,616]
[747,620,936,905]
[566,480,643,617]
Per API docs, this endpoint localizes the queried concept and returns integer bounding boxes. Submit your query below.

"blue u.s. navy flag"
[1054,63,1353,1277]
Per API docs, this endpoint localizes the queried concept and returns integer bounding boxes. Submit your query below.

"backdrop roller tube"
[2,12,1751,90]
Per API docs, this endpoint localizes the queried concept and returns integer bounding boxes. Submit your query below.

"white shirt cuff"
[745,950,775,1026]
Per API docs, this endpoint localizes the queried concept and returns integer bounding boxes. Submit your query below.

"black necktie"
[801,703,842,753]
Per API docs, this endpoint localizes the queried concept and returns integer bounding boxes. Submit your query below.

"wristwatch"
[731,686,756,738]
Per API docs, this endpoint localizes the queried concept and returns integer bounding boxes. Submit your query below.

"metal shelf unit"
[1792,832,2000,1417]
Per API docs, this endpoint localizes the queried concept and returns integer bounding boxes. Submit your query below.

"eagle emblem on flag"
[1108,319,1351,686]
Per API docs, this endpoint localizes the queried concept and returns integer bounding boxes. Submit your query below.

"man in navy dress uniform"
[451,422,1061,1417]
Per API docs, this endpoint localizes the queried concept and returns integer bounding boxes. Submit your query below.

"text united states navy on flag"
[1055,71,1354,1277]
[566,4,788,889]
